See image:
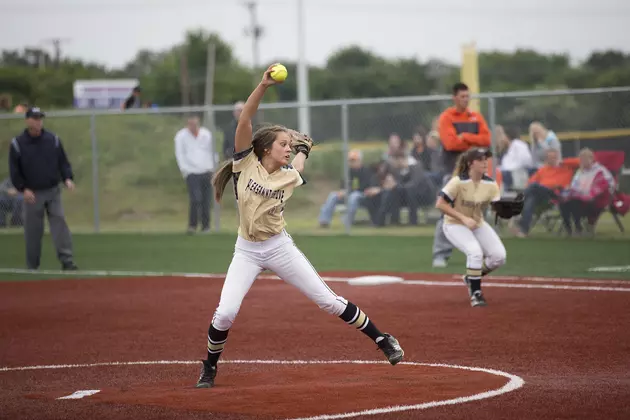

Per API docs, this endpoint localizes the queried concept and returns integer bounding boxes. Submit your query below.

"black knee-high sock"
[339,301,384,343]
[206,324,229,366]
[466,268,482,293]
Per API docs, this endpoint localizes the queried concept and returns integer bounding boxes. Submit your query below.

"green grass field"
[0,231,628,281]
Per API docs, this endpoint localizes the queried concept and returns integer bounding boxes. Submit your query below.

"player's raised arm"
[234,64,283,154]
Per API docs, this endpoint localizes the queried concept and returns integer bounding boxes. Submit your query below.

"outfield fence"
[1,87,629,235]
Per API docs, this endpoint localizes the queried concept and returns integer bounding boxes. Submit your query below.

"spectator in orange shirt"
[432,82,491,268]
[513,149,579,237]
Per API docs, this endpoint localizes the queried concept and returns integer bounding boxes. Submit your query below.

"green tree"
[479,49,571,90]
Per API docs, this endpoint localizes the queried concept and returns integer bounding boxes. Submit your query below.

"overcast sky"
[2,0,628,69]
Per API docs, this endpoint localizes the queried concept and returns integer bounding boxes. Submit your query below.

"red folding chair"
[593,150,626,233]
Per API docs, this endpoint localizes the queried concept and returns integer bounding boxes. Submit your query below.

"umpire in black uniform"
[8,107,78,271]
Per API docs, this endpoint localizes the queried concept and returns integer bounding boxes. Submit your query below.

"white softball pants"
[442,221,507,272]
[211,230,348,331]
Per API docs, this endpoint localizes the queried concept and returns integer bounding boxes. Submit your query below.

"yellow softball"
[270,64,288,82]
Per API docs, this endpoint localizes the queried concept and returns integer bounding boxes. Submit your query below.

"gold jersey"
[440,175,501,225]
[232,147,305,241]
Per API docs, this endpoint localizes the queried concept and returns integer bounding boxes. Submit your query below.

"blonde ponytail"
[212,160,234,203]
[452,153,469,178]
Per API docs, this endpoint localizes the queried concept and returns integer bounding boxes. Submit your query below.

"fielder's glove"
[492,193,525,225]
[289,130,314,159]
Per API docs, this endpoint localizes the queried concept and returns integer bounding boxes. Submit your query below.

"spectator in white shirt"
[497,125,534,190]
[174,116,216,234]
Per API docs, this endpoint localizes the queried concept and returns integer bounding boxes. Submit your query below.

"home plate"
[347,275,404,286]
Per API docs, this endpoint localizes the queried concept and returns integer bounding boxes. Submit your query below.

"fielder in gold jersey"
[435,148,507,307]
[194,64,404,389]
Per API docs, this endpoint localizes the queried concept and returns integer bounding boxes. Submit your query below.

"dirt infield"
[1,272,630,419]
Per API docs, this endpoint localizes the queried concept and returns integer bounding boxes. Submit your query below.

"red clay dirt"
[1,273,630,420]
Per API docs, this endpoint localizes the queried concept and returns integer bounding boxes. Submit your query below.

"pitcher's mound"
[25,360,514,419]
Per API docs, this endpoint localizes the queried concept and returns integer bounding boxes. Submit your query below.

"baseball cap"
[466,147,492,162]
[25,107,45,119]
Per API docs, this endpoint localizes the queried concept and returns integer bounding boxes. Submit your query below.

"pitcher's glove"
[289,130,314,159]
[492,193,524,225]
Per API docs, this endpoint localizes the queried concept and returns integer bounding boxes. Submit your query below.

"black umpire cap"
[25,107,46,119]
[466,147,492,162]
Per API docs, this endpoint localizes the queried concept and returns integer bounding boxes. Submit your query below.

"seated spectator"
[384,133,417,166]
[497,125,534,190]
[558,148,615,236]
[0,177,23,228]
[318,150,377,228]
[377,156,437,226]
[410,126,429,165]
[369,160,399,226]
[529,121,561,169]
[512,149,579,237]
[411,126,443,179]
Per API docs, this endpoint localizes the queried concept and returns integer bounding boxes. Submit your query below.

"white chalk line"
[403,280,630,292]
[0,359,524,420]
[588,265,630,273]
[456,274,630,285]
[0,268,628,293]
[57,389,101,400]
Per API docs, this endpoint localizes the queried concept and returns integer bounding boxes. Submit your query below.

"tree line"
[2,28,630,112]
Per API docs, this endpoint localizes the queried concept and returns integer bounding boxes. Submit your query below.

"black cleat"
[471,291,488,307]
[195,360,217,388]
[377,333,404,365]
[62,262,78,271]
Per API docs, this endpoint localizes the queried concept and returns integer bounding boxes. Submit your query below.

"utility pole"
[296,0,310,134]
[243,1,263,81]
[42,38,71,67]
[243,1,264,123]
[204,43,217,131]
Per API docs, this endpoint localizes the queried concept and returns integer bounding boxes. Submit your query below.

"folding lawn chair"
[592,150,626,233]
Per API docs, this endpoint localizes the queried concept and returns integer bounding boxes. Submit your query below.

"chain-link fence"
[1,87,629,235]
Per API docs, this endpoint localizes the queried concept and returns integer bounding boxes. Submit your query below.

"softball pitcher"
[435,148,507,307]
[195,65,404,388]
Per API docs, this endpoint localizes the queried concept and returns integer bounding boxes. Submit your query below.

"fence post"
[341,103,350,235]
[487,96,498,182]
[212,127,221,233]
[90,113,100,233]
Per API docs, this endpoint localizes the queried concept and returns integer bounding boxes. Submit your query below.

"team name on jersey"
[245,178,285,202]
[460,199,483,209]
